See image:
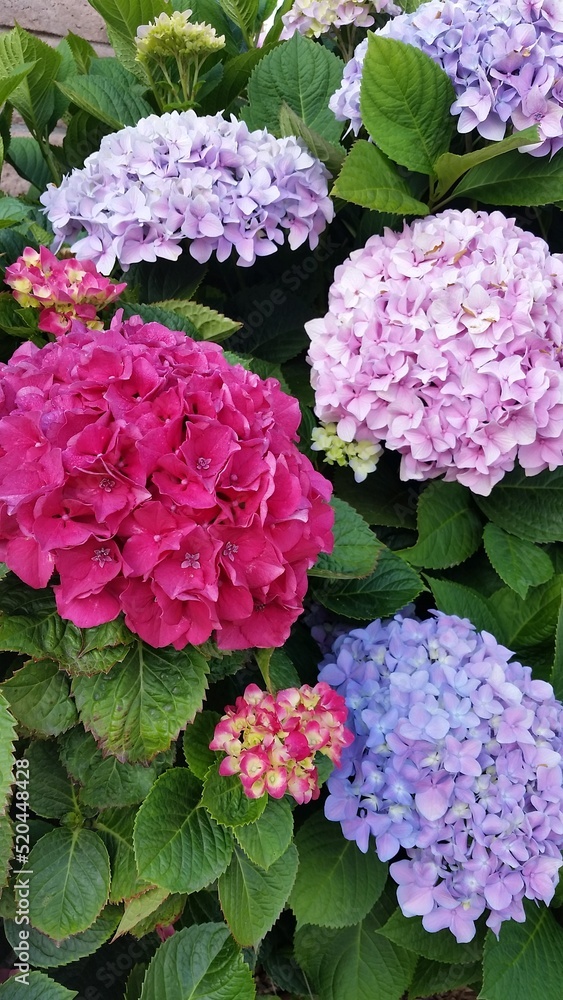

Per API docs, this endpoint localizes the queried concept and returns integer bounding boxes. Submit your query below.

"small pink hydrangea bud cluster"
[210,681,353,803]
[4,247,126,337]
[0,313,333,650]
[307,208,563,496]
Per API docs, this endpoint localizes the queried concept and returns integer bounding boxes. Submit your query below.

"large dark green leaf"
[29,828,110,941]
[313,544,424,619]
[140,924,255,1000]
[333,141,428,215]
[453,148,563,206]
[476,467,563,542]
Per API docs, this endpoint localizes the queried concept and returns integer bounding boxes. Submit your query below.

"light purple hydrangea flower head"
[40,111,334,273]
[281,0,398,40]
[319,611,563,942]
[330,0,563,154]
[306,208,563,495]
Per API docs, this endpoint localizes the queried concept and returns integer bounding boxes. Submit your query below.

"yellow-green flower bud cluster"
[135,10,225,60]
[311,422,382,482]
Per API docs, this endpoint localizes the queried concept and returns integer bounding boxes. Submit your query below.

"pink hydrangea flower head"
[0,314,333,648]
[307,208,563,495]
[280,0,399,40]
[330,0,563,154]
[319,611,563,941]
[4,246,126,337]
[40,110,334,274]
[210,681,353,803]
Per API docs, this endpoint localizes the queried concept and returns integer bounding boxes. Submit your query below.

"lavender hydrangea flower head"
[330,0,563,154]
[281,0,398,40]
[319,611,563,942]
[40,111,334,273]
[306,208,563,495]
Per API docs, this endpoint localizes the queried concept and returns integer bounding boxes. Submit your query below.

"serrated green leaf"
[0,971,77,999]
[3,659,77,737]
[409,958,482,999]
[267,648,301,691]
[184,711,221,781]
[552,594,563,700]
[333,140,429,215]
[279,102,345,175]
[221,45,278,111]
[62,109,111,169]
[0,816,12,890]
[154,299,241,341]
[400,481,482,569]
[59,727,170,810]
[233,798,293,870]
[126,965,148,1000]
[113,885,169,938]
[360,35,455,174]
[29,828,110,941]
[95,806,152,903]
[489,577,563,650]
[27,741,78,821]
[313,544,424,619]
[0,579,133,674]
[244,32,343,143]
[483,524,553,600]
[5,136,51,190]
[0,27,61,138]
[426,577,500,634]
[0,63,36,110]
[57,74,153,130]
[72,640,209,763]
[121,302,200,338]
[88,0,173,50]
[289,812,387,929]
[220,0,260,43]
[64,32,98,76]
[201,762,267,828]
[219,843,298,946]
[295,912,418,1000]
[434,126,540,198]
[134,768,233,892]
[310,497,381,579]
[140,923,255,1000]
[476,467,563,543]
[453,148,563,206]
[4,905,121,969]
[378,907,484,965]
[0,692,15,816]
[479,903,563,1000]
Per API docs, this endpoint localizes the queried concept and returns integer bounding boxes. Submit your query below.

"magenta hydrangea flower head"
[40,110,334,274]
[306,208,563,495]
[0,313,333,649]
[210,681,353,803]
[4,246,126,337]
[330,0,563,154]
[319,611,563,942]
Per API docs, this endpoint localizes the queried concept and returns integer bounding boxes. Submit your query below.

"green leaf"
[400,481,482,569]
[57,74,153,131]
[313,544,424,619]
[0,63,36,109]
[4,905,121,969]
[434,126,540,198]
[88,0,173,67]
[330,458,418,530]
[0,692,15,816]
[221,45,278,111]
[154,299,241,341]
[378,907,484,965]
[279,102,345,175]
[140,923,255,1000]
[479,903,563,1000]
[122,302,200,339]
[59,727,170,809]
[124,891,186,940]
[96,804,151,903]
[29,828,110,941]
[360,35,455,174]
[233,798,293,870]
[426,577,500,634]
[310,497,381,579]
[333,141,429,215]
[62,109,111,169]
[552,594,563,700]
[219,843,298,946]
[0,27,61,137]
[483,524,554,599]
[3,659,77,737]
[113,886,170,938]
[72,640,209,763]
[201,762,268,827]
[64,32,98,75]
[0,815,12,890]
[27,741,78,821]
[489,577,563,650]
[244,32,344,143]
[0,580,133,674]
[409,958,482,999]
[295,912,418,1000]
[184,711,221,781]
[289,812,387,928]
[220,0,260,43]
[267,648,301,691]
[0,972,77,999]
[134,768,233,893]
[476,467,563,543]
[453,148,563,206]
[5,136,51,190]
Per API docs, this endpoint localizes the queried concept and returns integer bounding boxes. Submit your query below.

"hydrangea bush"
[1,0,563,998]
